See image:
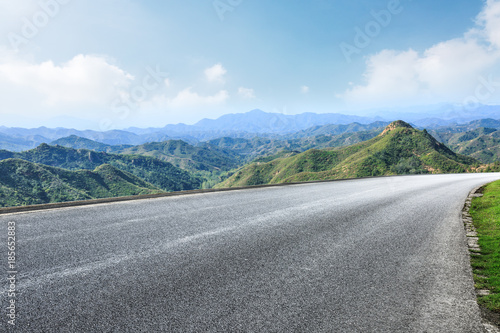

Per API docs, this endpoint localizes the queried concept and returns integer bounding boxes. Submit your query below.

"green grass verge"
[470,180,500,312]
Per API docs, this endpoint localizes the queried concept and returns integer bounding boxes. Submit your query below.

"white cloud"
[0,52,231,126]
[301,85,310,94]
[238,87,256,99]
[0,54,133,107]
[204,63,226,83]
[476,0,500,48]
[135,87,230,127]
[339,0,500,109]
[169,88,229,108]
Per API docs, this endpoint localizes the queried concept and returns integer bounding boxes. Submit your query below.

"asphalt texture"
[2,173,500,332]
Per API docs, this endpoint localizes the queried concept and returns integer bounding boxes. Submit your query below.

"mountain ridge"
[0,159,162,207]
[0,144,201,192]
[215,121,480,188]
[1,109,500,152]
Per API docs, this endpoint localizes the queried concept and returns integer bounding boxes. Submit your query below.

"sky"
[0,0,499,130]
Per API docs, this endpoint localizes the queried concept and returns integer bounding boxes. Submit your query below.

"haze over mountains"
[2,107,500,152]
[1,110,384,150]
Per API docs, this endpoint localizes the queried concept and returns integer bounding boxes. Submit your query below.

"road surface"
[2,173,500,332]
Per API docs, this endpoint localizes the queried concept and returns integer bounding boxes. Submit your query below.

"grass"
[470,180,500,311]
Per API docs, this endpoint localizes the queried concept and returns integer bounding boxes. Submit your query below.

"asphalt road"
[2,173,500,332]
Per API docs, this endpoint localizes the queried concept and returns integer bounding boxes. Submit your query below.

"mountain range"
[0,159,162,207]
[215,121,482,188]
[2,109,500,207]
[0,144,201,192]
[2,108,500,152]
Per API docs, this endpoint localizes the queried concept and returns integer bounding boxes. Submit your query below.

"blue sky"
[0,0,498,130]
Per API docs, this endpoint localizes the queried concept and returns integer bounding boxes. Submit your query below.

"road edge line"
[0,173,484,215]
[0,175,384,215]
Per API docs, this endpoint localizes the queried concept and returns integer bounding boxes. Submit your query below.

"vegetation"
[482,162,500,172]
[0,159,162,207]
[207,128,384,163]
[282,121,390,139]
[108,139,241,173]
[215,121,481,188]
[252,150,300,163]
[469,180,500,312]
[0,144,201,192]
[51,135,110,151]
[2,119,499,207]
[71,130,387,189]
[43,127,389,176]
[432,128,500,164]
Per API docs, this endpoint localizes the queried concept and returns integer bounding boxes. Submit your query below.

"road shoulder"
[464,184,500,332]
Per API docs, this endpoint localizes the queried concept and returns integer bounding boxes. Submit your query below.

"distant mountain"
[0,144,201,192]
[206,137,292,161]
[206,125,387,162]
[0,126,141,143]
[191,109,381,134]
[0,127,145,151]
[51,135,111,151]
[125,109,383,136]
[50,123,389,174]
[108,140,241,173]
[371,103,500,127]
[429,127,500,164]
[0,132,48,152]
[49,130,384,173]
[215,121,480,188]
[281,121,390,139]
[466,119,500,129]
[1,110,382,149]
[0,159,162,207]
[430,118,500,133]
[48,136,243,173]
[2,109,499,151]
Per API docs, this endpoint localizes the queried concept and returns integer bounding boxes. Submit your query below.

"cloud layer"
[169,88,229,107]
[0,54,133,107]
[0,54,236,127]
[339,0,500,109]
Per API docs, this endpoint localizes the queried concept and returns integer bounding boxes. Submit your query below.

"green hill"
[0,144,201,192]
[0,159,162,207]
[48,129,387,175]
[431,128,500,164]
[215,121,480,188]
[50,136,241,173]
[207,128,384,163]
[282,121,390,139]
[51,135,110,151]
[108,140,241,173]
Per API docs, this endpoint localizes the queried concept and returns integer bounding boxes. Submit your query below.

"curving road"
[2,173,500,332]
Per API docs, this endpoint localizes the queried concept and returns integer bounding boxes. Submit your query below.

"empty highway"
[2,173,500,332]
